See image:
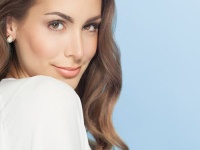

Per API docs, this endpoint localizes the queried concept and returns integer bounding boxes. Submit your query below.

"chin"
[61,78,79,89]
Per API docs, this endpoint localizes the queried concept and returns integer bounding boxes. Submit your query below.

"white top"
[0,75,91,150]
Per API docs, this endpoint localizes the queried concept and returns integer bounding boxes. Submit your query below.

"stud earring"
[7,36,13,43]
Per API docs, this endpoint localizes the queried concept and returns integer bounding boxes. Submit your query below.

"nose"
[64,31,84,61]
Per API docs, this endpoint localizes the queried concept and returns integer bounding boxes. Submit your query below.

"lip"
[53,65,81,78]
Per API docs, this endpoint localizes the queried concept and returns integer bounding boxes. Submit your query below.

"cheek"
[27,32,60,59]
[83,36,98,60]
[18,24,61,60]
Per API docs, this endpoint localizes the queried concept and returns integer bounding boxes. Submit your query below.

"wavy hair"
[0,0,129,149]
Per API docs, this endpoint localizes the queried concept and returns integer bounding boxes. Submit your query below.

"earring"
[7,36,13,43]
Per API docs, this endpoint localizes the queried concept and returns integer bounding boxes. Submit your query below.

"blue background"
[113,0,200,150]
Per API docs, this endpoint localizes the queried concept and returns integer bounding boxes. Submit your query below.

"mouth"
[53,65,81,78]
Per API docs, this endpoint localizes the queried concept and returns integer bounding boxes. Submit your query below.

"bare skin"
[6,0,101,89]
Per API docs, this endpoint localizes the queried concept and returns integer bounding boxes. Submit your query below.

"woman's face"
[9,0,101,89]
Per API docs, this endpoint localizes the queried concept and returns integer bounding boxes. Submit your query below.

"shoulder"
[0,76,90,150]
[0,75,74,92]
[1,75,80,112]
[22,75,75,94]
[1,75,77,96]
[23,75,77,98]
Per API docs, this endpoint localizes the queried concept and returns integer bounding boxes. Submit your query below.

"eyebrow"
[85,15,102,24]
[44,12,101,24]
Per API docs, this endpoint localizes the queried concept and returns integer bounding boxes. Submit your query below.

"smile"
[53,65,81,78]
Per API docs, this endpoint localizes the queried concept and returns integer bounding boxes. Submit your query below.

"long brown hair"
[0,0,129,149]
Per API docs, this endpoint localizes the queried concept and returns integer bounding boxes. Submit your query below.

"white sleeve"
[3,76,91,150]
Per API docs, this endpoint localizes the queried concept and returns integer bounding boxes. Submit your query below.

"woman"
[0,0,129,149]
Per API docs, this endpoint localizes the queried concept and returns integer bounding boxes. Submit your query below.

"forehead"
[29,0,102,21]
[37,0,101,12]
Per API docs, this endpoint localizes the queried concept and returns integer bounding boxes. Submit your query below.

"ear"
[6,16,18,40]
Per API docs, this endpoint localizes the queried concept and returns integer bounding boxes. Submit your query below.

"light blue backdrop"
[113,0,200,150]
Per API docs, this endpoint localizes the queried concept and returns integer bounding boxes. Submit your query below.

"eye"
[83,23,100,32]
[48,20,65,31]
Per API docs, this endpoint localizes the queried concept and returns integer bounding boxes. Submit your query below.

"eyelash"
[48,20,100,32]
[48,20,65,31]
[83,23,100,32]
